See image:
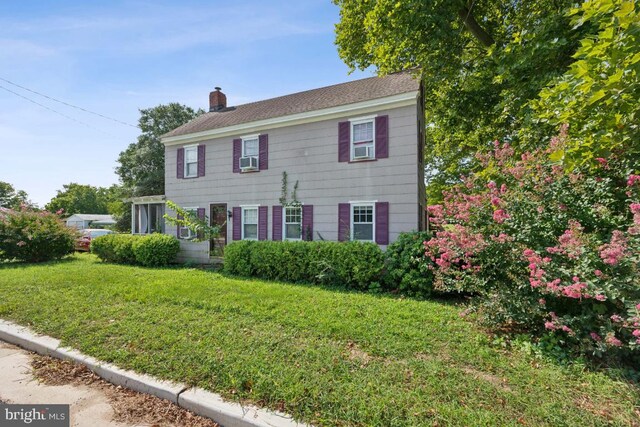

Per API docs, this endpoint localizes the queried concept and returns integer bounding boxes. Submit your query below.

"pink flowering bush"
[0,205,77,262]
[425,127,640,361]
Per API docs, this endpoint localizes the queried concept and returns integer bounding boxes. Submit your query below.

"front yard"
[0,254,638,426]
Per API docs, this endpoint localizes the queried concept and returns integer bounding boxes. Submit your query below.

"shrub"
[424,128,640,362]
[0,207,76,262]
[91,234,138,264]
[132,234,180,267]
[384,231,435,297]
[224,240,384,291]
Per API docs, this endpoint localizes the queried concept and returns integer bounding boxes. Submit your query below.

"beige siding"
[165,104,419,263]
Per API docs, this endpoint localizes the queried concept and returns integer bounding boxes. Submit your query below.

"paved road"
[0,342,145,427]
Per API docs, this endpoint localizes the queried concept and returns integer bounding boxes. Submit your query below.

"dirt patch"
[574,393,640,427]
[460,366,512,392]
[31,355,219,427]
[345,341,374,366]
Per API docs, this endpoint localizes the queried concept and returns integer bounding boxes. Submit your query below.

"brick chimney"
[209,87,227,112]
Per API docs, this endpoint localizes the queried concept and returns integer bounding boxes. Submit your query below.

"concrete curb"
[0,319,306,427]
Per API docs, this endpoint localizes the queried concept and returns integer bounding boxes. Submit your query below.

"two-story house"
[131,71,425,263]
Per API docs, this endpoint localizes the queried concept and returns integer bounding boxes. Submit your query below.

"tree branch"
[458,6,495,48]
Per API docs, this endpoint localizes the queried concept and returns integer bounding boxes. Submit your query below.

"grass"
[0,254,638,426]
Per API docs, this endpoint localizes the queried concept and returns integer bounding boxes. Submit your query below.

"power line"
[0,83,119,137]
[0,76,139,129]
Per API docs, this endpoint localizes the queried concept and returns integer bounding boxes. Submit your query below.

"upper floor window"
[240,136,259,171]
[284,205,302,240]
[184,146,198,178]
[352,203,374,241]
[233,134,268,173]
[338,115,387,163]
[351,118,375,160]
[242,137,258,157]
[242,206,258,240]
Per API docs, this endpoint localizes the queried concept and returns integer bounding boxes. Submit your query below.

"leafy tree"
[534,0,640,170]
[333,0,588,201]
[163,200,220,242]
[116,103,204,197]
[45,183,111,216]
[0,181,31,210]
[105,184,132,232]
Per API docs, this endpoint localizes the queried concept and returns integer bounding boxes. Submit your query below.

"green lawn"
[0,254,638,426]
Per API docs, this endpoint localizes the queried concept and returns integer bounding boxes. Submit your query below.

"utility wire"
[0,83,119,137]
[0,76,139,129]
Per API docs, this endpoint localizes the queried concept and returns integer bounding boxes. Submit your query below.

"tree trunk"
[458,6,495,48]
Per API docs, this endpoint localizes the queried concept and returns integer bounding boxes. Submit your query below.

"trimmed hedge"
[224,240,385,291]
[91,234,179,267]
[383,231,435,297]
[91,234,137,264]
[132,234,180,267]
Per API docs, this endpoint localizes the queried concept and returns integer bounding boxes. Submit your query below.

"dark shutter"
[196,208,205,239]
[272,205,283,241]
[259,134,268,170]
[177,148,185,179]
[232,207,241,240]
[375,202,389,245]
[375,115,389,159]
[302,205,313,241]
[338,203,350,241]
[197,145,206,177]
[176,214,183,238]
[258,206,268,240]
[338,121,350,162]
[233,139,241,173]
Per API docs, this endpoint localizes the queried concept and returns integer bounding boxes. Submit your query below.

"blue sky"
[0,1,371,206]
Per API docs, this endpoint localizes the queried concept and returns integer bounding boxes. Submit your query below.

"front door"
[210,203,227,257]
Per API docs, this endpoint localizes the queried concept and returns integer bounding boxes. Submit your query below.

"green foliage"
[333,0,584,202]
[224,240,384,291]
[279,171,300,206]
[534,0,640,169]
[425,132,640,363]
[92,233,180,266]
[45,183,114,216]
[2,256,640,426]
[0,181,32,210]
[0,207,76,262]
[116,104,204,197]
[105,185,132,233]
[91,234,138,264]
[384,231,435,297]
[132,234,180,267]
[163,200,220,242]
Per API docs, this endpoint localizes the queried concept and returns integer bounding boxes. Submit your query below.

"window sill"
[239,169,260,174]
[348,158,378,164]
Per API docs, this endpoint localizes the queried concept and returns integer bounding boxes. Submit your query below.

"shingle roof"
[163,71,419,138]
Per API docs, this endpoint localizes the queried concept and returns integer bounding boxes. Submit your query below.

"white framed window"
[351,203,375,242]
[184,146,198,178]
[240,135,259,171]
[284,205,302,240]
[242,136,259,157]
[350,118,375,160]
[242,206,259,240]
[179,207,197,240]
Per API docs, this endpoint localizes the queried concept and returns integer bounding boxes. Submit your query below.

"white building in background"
[66,214,116,230]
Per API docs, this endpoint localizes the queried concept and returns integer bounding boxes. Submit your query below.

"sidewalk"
[0,341,216,427]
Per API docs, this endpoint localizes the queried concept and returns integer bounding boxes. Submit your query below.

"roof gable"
[163,71,419,139]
